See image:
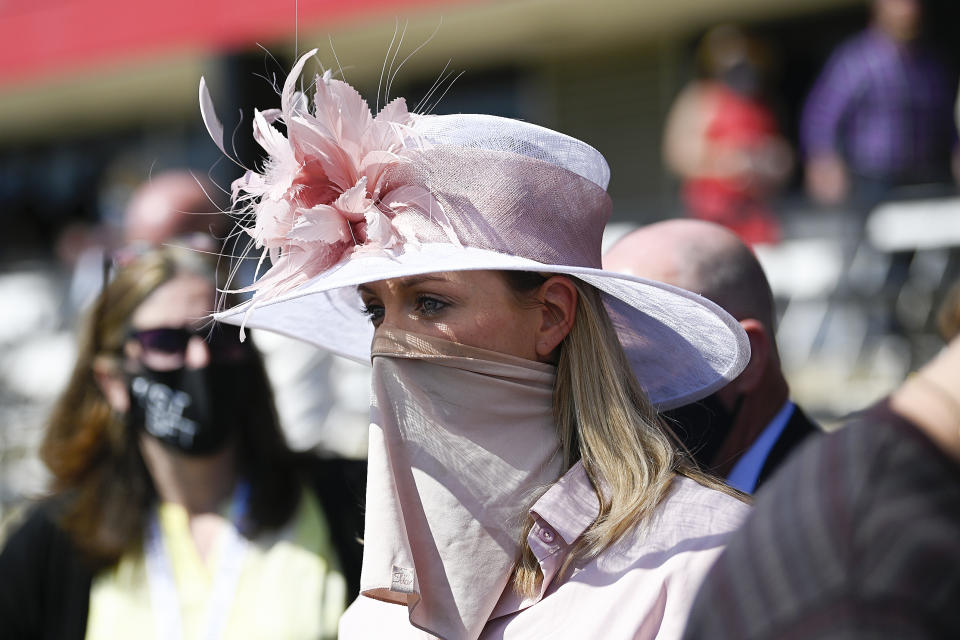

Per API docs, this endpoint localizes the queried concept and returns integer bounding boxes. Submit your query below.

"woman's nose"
[184,335,211,369]
[376,307,412,334]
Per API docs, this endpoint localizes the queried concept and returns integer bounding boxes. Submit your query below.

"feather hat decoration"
[200,49,457,330]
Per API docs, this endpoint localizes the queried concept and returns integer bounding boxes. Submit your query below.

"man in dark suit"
[604,220,819,492]
[683,286,960,639]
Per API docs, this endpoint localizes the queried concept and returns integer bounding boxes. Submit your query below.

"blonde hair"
[504,274,744,597]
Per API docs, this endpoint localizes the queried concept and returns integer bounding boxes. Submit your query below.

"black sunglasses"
[127,325,251,362]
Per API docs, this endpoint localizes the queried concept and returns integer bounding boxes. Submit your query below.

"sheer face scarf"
[361,329,563,640]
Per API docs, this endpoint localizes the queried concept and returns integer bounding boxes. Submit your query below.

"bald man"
[123,171,226,247]
[604,220,819,492]
[66,171,227,313]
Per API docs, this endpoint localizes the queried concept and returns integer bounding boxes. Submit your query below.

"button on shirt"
[339,463,750,639]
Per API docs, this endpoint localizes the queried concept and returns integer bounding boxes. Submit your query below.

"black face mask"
[127,360,258,456]
[661,392,744,471]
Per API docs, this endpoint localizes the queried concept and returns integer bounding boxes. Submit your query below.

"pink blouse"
[340,464,750,639]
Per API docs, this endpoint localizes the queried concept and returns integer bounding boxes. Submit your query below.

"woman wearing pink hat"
[202,50,751,640]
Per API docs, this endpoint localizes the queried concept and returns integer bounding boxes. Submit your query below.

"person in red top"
[663,25,793,246]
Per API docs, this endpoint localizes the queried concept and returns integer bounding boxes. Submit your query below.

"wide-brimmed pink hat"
[202,49,749,410]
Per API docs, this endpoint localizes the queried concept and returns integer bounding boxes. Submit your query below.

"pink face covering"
[361,329,563,640]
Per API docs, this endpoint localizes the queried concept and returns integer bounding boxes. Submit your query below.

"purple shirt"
[340,465,750,639]
[801,28,958,182]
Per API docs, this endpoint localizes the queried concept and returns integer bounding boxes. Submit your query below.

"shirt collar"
[488,461,601,621]
[530,461,600,546]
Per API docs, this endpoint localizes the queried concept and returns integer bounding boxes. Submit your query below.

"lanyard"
[144,482,251,640]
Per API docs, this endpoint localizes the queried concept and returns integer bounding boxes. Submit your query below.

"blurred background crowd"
[1,0,959,542]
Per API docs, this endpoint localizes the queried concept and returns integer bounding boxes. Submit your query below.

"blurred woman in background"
[663,24,792,245]
[0,245,354,640]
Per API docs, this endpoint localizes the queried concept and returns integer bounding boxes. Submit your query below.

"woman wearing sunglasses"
[0,245,353,639]
[201,51,752,639]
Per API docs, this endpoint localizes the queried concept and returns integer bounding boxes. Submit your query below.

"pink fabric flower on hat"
[200,48,435,305]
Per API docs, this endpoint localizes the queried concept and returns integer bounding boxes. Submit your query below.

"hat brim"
[215,243,749,410]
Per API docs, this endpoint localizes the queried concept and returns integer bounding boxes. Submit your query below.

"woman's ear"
[534,276,578,360]
[93,357,130,413]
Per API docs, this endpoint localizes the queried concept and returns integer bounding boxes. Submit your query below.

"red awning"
[0,0,457,87]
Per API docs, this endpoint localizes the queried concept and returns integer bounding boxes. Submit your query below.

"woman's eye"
[417,296,447,315]
[362,304,384,325]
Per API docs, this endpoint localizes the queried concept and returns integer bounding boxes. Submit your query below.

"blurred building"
[5,0,960,242]
[0,0,902,245]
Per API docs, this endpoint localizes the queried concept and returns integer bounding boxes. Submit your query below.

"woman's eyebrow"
[397,275,449,287]
[357,275,449,296]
